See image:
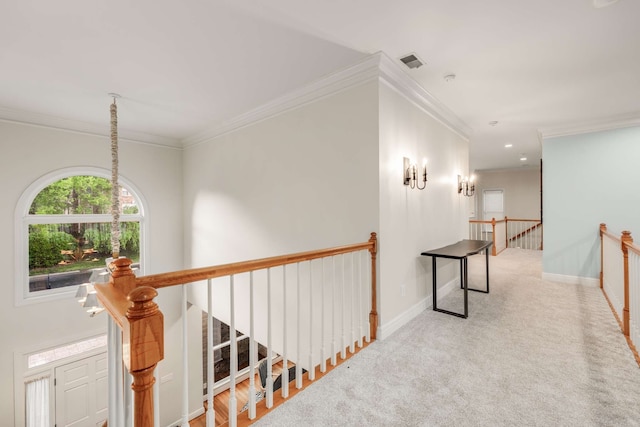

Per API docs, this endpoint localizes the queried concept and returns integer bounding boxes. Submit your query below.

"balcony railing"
[469,217,542,255]
[599,224,640,366]
[95,233,378,426]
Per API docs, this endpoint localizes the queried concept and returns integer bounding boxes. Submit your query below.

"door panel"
[55,353,108,427]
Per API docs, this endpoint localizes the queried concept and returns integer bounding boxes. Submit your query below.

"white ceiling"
[2,0,639,171]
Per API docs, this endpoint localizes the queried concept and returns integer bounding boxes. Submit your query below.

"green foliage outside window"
[30,175,112,215]
[28,226,76,269]
[28,175,141,273]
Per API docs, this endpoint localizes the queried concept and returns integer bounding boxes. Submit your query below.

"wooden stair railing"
[468,217,507,255]
[94,233,378,427]
[469,217,542,254]
[599,223,640,367]
[506,219,542,242]
[505,217,543,250]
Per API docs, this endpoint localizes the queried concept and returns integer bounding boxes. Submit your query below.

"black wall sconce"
[403,157,427,190]
[458,175,475,197]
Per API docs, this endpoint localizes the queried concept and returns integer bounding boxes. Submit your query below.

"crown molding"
[0,106,181,149]
[183,51,470,147]
[0,51,471,149]
[182,54,382,147]
[375,52,471,141]
[539,112,640,139]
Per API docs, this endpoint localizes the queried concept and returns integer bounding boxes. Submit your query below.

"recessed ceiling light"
[520,157,527,161]
[504,144,513,148]
[489,121,498,126]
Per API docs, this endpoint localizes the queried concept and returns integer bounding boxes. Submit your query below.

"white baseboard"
[542,272,599,287]
[377,277,459,340]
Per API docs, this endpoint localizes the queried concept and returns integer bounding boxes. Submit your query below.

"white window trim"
[14,166,148,306]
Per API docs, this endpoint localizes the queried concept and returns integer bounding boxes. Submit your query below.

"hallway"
[254,249,640,426]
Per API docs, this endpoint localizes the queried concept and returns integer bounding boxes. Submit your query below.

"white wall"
[474,167,541,220]
[0,121,188,426]
[543,126,640,283]
[378,81,470,336]
[183,81,379,364]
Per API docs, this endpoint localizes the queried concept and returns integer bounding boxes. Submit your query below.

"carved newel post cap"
[127,286,159,319]
[110,257,135,278]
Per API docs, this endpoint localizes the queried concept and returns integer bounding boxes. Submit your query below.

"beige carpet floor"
[254,249,640,426]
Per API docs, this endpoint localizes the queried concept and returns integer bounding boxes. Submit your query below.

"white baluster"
[366,249,371,343]
[341,254,346,360]
[309,260,315,381]
[229,276,237,427]
[358,251,363,348]
[124,370,133,427]
[107,317,124,427]
[282,266,289,398]
[181,284,189,427]
[296,263,302,389]
[350,252,356,353]
[266,268,273,408]
[633,255,639,347]
[249,271,256,419]
[206,279,214,427]
[320,258,327,373]
[331,256,337,366]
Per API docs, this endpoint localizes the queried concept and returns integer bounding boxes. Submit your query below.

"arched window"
[15,167,146,305]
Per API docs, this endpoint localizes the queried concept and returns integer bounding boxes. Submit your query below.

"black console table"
[420,239,493,318]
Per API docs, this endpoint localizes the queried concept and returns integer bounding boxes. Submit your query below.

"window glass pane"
[28,222,140,292]
[27,335,107,368]
[29,176,138,215]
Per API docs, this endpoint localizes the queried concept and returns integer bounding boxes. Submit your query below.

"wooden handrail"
[94,233,378,426]
[602,228,622,242]
[624,240,640,256]
[136,238,376,290]
[470,217,540,223]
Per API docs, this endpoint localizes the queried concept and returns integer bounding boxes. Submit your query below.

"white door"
[55,353,108,427]
[483,189,504,231]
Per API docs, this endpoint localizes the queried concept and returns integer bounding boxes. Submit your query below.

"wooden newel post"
[125,286,164,427]
[600,223,607,289]
[95,259,164,427]
[368,232,378,340]
[110,257,137,295]
[504,216,509,249]
[491,218,497,256]
[621,231,632,338]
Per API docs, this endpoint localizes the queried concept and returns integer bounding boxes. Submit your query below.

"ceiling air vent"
[399,53,424,69]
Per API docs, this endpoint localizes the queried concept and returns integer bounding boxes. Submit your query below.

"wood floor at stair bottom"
[190,341,371,427]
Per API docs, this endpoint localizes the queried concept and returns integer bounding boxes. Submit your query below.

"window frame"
[15,167,147,306]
